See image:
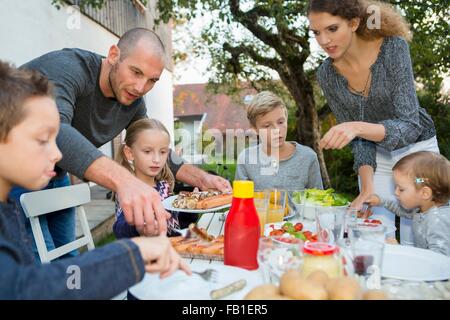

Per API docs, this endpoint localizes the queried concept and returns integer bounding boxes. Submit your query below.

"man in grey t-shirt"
[10,28,230,259]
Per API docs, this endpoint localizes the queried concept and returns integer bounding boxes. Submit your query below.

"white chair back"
[20,183,95,263]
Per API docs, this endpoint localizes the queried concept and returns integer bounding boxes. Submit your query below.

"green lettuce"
[292,188,349,207]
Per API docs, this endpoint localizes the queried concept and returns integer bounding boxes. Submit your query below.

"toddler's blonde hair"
[393,151,450,204]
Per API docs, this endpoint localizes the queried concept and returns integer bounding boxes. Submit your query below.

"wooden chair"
[20,183,95,263]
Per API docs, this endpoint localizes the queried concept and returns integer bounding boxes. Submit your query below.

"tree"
[52,0,449,189]
[388,0,449,95]
[157,0,334,187]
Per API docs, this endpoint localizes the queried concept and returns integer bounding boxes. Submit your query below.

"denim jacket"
[0,200,145,299]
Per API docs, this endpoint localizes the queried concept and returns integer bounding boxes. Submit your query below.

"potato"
[326,277,362,300]
[307,270,329,287]
[280,269,328,300]
[244,284,280,300]
[363,290,389,300]
[265,294,293,300]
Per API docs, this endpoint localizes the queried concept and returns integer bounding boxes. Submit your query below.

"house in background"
[0,0,174,162]
[173,83,256,164]
[173,113,207,164]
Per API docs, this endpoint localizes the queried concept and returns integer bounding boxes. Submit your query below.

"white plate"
[263,220,316,237]
[162,195,231,213]
[129,262,263,300]
[382,244,450,281]
[355,218,397,236]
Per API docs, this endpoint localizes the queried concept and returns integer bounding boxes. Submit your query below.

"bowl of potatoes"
[244,269,388,300]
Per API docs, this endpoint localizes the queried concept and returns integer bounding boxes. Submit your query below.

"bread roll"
[326,277,362,300]
[363,290,389,300]
[306,270,329,287]
[244,284,280,300]
[280,269,328,300]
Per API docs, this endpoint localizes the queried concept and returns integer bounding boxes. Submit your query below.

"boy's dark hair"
[0,60,54,142]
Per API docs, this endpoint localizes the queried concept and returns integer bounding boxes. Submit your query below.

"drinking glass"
[257,236,303,285]
[315,206,348,244]
[265,189,287,223]
[254,190,269,236]
[287,190,306,221]
[346,223,386,290]
[348,223,387,243]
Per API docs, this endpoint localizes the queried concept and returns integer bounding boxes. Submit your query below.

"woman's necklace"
[348,69,372,97]
[349,69,372,97]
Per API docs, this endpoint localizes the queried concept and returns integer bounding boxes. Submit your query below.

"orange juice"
[254,192,268,235]
[255,205,267,235]
[269,191,281,204]
[267,203,285,223]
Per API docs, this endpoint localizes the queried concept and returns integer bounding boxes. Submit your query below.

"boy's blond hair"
[393,151,450,204]
[0,60,53,142]
[246,91,288,127]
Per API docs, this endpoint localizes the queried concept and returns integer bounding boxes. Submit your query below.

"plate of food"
[163,189,232,213]
[128,261,263,300]
[264,221,318,242]
[354,217,397,236]
[169,225,224,261]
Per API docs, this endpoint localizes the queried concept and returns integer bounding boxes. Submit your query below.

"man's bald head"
[117,28,166,63]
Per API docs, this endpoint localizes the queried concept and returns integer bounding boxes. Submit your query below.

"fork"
[192,269,218,282]
[359,202,371,218]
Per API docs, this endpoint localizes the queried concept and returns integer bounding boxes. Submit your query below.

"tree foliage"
[52,0,449,192]
[388,0,449,94]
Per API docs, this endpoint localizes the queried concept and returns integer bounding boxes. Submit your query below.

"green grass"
[95,233,117,247]
[200,161,237,182]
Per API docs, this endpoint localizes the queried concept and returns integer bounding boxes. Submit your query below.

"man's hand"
[175,164,232,193]
[132,235,192,278]
[319,122,359,150]
[117,176,170,236]
[84,157,169,236]
[200,174,232,193]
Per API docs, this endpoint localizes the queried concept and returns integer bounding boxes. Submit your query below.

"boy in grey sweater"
[365,151,450,256]
[235,91,323,191]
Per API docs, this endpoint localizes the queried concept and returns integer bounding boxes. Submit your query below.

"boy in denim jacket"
[0,61,190,299]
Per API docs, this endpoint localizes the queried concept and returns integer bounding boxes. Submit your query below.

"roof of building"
[173,83,254,133]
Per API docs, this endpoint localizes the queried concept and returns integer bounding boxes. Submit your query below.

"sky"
[172,15,211,85]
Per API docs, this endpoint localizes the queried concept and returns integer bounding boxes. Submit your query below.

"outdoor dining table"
[128,211,450,300]
[128,210,265,300]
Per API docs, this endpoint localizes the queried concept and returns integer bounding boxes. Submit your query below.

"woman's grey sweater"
[316,36,436,173]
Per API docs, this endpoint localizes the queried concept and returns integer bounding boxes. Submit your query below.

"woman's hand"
[355,194,381,218]
[320,122,360,150]
[350,191,373,212]
[365,194,381,207]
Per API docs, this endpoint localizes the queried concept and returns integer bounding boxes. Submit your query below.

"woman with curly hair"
[308,0,439,245]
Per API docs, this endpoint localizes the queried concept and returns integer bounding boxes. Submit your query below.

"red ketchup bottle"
[224,180,260,270]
